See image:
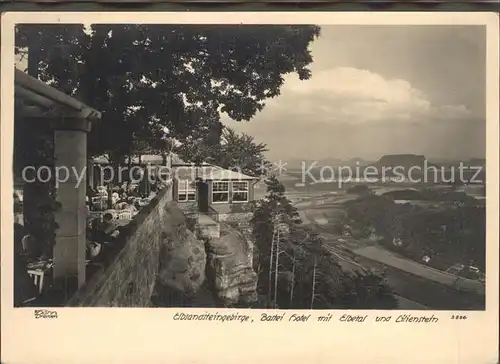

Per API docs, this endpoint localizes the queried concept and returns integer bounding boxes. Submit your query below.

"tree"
[15,24,321,162]
[216,127,271,176]
[347,191,486,273]
[334,271,398,309]
[177,126,271,177]
[251,176,303,306]
[251,177,398,309]
[291,233,344,309]
[14,24,320,247]
[174,122,224,167]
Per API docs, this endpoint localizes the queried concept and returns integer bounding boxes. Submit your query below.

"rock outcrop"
[205,223,258,306]
[156,204,207,299]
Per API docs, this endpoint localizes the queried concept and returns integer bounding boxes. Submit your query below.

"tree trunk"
[310,257,317,309]
[289,257,295,306]
[107,181,114,209]
[27,40,40,78]
[144,165,150,196]
[86,158,93,191]
[125,152,132,191]
[107,157,114,209]
[273,225,280,308]
[267,227,275,308]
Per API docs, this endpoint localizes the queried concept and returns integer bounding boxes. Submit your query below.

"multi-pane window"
[231,181,249,202]
[212,180,249,203]
[212,181,230,203]
[178,180,196,202]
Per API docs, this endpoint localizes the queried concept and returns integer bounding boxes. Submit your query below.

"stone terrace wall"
[68,188,205,307]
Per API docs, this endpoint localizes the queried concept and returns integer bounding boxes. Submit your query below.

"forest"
[250,177,398,309]
[343,192,486,274]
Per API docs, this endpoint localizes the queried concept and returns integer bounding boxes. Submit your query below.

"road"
[353,245,485,295]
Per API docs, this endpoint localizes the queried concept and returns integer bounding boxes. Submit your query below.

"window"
[178,180,196,202]
[231,181,249,202]
[212,181,229,203]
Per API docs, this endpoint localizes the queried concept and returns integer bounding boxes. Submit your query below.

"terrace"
[13,71,257,307]
[14,69,101,303]
[14,70,172,306]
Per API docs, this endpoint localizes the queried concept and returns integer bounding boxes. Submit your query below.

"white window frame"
[231,181,249,203]
[177,180,196,202]
[211,181,230,204]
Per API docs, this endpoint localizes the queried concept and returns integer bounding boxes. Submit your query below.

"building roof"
[93,154,166,165]
[92,152,257,181]
[206,167,258,181]
[14,69,101,121]
[133,155,164,164]
[170,153,188,166]
[173,165,258,181]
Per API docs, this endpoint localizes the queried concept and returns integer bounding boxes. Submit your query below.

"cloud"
[221,66,481,161]
[260,67,472,125]
[221,26,485,161]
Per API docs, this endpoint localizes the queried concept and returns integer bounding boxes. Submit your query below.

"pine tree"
[251,177,399,309]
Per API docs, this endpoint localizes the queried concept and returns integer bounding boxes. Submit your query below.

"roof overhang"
[14,69,102,122]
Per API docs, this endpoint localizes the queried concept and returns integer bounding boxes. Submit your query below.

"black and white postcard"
[1,11,498,364]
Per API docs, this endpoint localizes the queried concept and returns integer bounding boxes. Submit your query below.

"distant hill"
[427,157,486,169]
[284,155,476,171]
[285,158,344,169]
[377,154,424,166]
[342,157,372,167]
[284,156,485,171]
[318,158,345,167]
[372,154,434,170]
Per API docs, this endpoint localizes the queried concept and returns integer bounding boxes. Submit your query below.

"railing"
[206,206,220,223]
[67,187,173,306]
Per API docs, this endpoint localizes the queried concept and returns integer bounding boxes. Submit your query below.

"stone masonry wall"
[68,188,206,307]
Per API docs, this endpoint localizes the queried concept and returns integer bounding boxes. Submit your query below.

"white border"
[1,12,498,364]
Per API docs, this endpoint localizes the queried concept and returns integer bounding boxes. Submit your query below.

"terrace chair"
[27,269,44,295]
[91,196,106,211]
[21,235,30,253]
[20,235,37,258]
[118,210,133,221]
[103,210,119,221]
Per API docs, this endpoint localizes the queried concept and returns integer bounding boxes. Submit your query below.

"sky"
[221,25,487,162]
[16,25,486,162]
